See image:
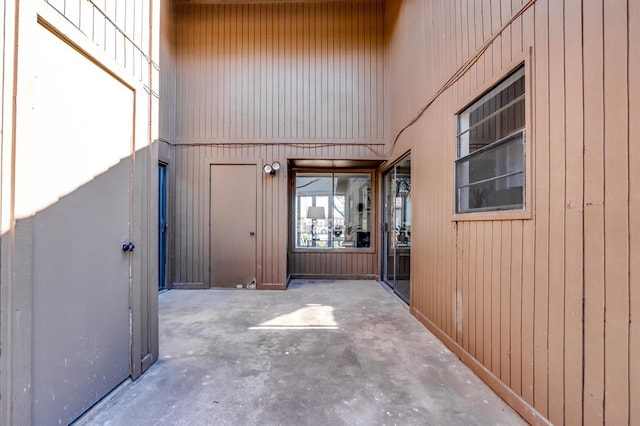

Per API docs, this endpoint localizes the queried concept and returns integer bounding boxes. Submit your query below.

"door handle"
[122,242,135,252]
[249,231,256,236]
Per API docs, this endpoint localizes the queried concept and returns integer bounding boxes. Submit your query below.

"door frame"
[206,159,264,288]
[159,162,168,291]
[381,152,412,304]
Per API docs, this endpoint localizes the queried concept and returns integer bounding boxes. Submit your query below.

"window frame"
[290,169,376,253]
[452,55,533,221]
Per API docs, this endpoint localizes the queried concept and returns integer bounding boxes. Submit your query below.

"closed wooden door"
[31,24,132,425]
[210,164,257,287]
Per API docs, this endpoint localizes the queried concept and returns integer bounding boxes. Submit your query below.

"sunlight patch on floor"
[249,304,338,330]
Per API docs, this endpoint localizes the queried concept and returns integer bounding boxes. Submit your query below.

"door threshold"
[378,281,410,308]
[71,378,132,425]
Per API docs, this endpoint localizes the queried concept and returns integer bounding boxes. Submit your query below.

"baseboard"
[257,282,286,290]
[170,282,208,290]
[288,274,379,280]
[410,307,550,426]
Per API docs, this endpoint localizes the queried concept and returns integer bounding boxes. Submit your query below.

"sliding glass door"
[383,154,411,303]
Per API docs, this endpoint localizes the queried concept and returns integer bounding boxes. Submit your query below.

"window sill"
[452,208,532,222]
[291,247,376,254]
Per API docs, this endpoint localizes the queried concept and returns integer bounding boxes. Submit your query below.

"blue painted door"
[159,164,168,290]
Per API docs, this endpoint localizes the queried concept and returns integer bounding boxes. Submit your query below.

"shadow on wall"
[2,146,157,425]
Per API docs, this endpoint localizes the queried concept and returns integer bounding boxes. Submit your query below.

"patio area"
[82,280,524,425]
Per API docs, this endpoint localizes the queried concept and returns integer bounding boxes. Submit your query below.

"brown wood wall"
[39,0,162,379]
[43,0,155,88]
[2,1,162,422]
[160,0,177,142]
[288,250,377,279]
[168,2,386,286]
[385,0,639,424]
[171,144,383,286]
[172,1,384,142]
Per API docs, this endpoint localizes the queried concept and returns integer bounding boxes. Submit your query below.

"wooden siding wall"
[172,144,383,287]
[1,1,162,422]
[385,0,639,425]
[160,0,176,142]
[0,1,13,417]
[169,2,385,286]
[173,2,384,142]
[42,0,158,90]
[38,0,163,378]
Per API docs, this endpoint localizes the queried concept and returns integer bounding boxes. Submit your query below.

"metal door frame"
[159,163,168,291]
[381,152,411,304]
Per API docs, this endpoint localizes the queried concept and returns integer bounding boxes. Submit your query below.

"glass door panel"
[384,171,397,284]
[383,155,411,303]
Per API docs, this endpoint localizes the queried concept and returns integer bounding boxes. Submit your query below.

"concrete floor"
[84,280,524,426]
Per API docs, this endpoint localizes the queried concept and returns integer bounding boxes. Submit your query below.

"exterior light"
[263,161,281,175]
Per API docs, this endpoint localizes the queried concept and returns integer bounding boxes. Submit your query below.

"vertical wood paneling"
[520,5,536,408]
[460,222,468,348]
[630,3,640,424]
[500,221,511,385]
[521,221,535,405]
[491,221,501,377]
[563,0,584,423]
[547,0,566,422]
[510,221,523,395]
[43,0,154,87]
[603,1,630,424]
[532,0,550,417]
[483,221,492,369]
[164,1,639,424]
[172,144,384,286]
[174,2,384,143]
[468,223,477,357]
[473,223,484,363]
[150,0,389,288]
[160,0,176,143]
[385,0,638,423]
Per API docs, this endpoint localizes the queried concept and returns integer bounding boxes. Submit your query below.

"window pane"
[458,67,525,157]
[333,174,371,248]
[465,98,525,154]
[456,65,525,213]
[456,134,524,212]
[295,175,332,248]
[295,173,371,249]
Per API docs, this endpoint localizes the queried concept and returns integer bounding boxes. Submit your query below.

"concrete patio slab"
[83,280,524,426]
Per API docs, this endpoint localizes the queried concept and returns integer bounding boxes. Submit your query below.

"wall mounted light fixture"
[263,161,281,175]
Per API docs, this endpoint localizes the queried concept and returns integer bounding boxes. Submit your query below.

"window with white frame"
[295,173,371,249]
[456,66,525,213]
